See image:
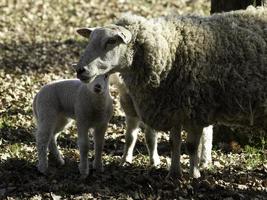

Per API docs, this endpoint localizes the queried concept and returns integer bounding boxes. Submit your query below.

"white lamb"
[33,75,113,178]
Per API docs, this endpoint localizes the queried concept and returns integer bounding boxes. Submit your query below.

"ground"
[0,0,266,199]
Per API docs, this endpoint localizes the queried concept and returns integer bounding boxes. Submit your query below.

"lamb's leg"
[36,124,54,174]
[167,125,182,179]
[187,126,203,178]
[48,117,69,166]
[49,135,65,166]
[121,116,140,164]
[93,124,107,172]
[77,121,90,179]
[198,125,213,168]
[144,125,160,166]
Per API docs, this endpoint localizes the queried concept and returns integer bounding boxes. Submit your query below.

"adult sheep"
[75,7,267,179]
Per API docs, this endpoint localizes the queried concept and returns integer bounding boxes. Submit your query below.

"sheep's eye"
[105,38,117,49]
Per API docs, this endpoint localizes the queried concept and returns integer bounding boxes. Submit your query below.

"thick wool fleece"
[116,7,267,131]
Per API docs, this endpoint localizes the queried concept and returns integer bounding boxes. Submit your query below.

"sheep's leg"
[144,125,160,166]
[48,117,69,166]
[121,116,140,164]
[93,124,107,172]
[77,121,90,179]
[167,125,182,179]
[198,125,213,168]
[187,126,203,178]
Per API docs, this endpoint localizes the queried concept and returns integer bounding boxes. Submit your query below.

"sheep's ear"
[117,26,132,44]
[76,27,96,38]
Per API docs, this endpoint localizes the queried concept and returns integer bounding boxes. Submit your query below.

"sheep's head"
[75,25,132,83]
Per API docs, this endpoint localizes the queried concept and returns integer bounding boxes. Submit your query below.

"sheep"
[33,75,113,178]
[74,6,267,179]
[110,73,213,167]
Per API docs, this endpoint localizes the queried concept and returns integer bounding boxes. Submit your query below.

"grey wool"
[115,7,267,130]
[75,6,267,179]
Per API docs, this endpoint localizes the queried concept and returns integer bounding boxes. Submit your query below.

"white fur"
[33,75,113,178]
[198,125,213,168]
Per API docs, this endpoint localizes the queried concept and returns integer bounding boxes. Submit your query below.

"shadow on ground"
[0,157,266,199]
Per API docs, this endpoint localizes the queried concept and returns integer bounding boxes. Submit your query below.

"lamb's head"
[75,25,132,83]
[87,74,109,95]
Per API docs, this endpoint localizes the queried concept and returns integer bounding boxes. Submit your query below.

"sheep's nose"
[76,67,86,75]
[94,84,102,93]
[76,67,89,82]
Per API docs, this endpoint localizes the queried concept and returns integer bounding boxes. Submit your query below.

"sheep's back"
[118,8,267,130]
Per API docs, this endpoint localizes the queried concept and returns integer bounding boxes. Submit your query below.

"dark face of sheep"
[75,25,132,83]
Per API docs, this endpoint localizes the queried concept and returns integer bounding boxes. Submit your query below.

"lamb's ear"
[71,63,77,69]
[117,26,132,44]
[76,27,96,38]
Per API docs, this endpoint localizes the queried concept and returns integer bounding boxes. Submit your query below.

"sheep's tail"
[32,93,38,123]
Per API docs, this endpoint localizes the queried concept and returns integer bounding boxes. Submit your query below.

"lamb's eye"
[105,38,117,49]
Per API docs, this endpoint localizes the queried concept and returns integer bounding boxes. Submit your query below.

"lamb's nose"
[94,84,102,93]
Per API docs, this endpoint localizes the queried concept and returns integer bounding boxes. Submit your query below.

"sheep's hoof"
[79,163,89,178]
[48,154,65,166]
[150,156,160,167]
[199,162,211,169]
[120,161,132,167]
[57,158,65,166]
[120,155,133,166]
[80,173,89,180]
[199,159,211,169]
[37,164,48,175]
[93,161,104,173]
[190,168,201,179]
[166,169,182,181]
